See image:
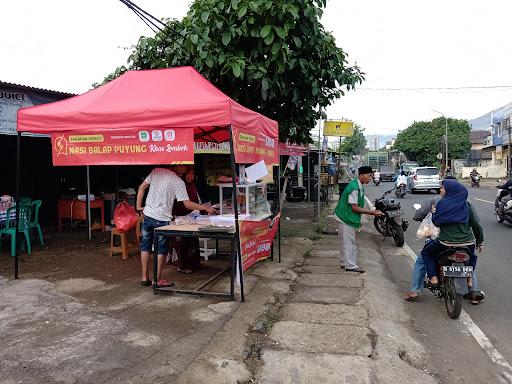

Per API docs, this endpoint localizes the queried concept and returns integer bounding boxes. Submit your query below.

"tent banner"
[51,128,194,166]
[233,127,278,165]
[239,215,280,271]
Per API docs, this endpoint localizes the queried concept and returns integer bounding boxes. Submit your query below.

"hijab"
[432,179,469,226]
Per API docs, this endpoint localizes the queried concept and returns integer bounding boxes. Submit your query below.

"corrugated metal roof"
[0,80,75,97]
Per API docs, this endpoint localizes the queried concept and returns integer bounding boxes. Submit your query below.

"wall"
[462,164,507,178]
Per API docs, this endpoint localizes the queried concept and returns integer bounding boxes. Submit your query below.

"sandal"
[403,293,420,302]
[153,280,175,287]
[141,280,151,286]
[177,267,193,274]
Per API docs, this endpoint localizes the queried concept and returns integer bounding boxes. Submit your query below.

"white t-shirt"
[396,175,407,187]
[143,168,189,221]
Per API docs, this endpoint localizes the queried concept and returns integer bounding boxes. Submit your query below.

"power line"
[118,0,190,63]
[358,85,512,92]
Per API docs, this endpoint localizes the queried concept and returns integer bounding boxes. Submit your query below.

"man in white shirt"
[136,167,215,286]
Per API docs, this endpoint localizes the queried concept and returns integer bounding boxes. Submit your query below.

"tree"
[339,125,366,157]
[393,117,471,166]
[100,0,364,143]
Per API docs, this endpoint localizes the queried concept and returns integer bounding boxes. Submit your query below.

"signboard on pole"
[51,128,194,166]
[323,120,354,137]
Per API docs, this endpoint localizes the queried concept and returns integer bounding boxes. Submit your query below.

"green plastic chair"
[0,205,32,257]
[29,200,43,245]
[19,197,31,205]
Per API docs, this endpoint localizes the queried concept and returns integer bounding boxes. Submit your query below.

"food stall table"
[57,199,105,232]
[153,224,239,300]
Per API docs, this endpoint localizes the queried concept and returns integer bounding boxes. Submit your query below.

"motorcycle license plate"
[442,265,473,277]
[387,210,402,217]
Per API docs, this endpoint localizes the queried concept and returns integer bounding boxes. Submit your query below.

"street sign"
[323,120,354,137]
[436,153,443,160]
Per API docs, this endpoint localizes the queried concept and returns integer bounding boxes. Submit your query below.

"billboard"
[323,120,354,137]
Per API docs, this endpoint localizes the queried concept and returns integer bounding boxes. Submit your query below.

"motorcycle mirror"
[413,203,422,211]
[497,179,502,183]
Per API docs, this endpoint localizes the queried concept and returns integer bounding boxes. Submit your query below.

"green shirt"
[334,178,365,228]
[438,203,484,246]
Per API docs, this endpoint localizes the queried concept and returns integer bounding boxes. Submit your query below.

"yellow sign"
[239,133,256,143]
[69,134,104,143]
[323,120,354,137]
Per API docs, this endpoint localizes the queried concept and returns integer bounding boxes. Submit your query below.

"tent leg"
[228,126,244,302]
[14,132,21,279]
[86,166,91,240]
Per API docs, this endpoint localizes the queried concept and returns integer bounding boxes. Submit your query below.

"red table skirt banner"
[239,214,280,272]
[50,128,194,166]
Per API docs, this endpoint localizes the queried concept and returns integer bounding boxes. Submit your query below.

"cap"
[358,166,373,175]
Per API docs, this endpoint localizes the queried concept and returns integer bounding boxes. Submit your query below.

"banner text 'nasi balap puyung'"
[51,128,194,166]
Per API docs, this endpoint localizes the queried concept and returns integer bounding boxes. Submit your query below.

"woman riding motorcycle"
[422,179,483,290]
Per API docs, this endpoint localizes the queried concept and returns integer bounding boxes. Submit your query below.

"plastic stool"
[110,227,138,259]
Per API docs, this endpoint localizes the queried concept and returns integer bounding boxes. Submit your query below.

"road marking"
[474,198,495,204]
[400,234,512,381]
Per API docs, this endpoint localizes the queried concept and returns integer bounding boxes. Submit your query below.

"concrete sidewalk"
[252,217,438,384]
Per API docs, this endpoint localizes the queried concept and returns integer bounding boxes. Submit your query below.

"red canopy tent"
[13,67,279,298]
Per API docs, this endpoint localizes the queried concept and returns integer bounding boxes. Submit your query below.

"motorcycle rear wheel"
[444,277,463,319]
[391,222,404,247]
[496,212,505,223]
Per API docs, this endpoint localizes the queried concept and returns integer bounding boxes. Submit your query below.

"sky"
[2,0,512,139]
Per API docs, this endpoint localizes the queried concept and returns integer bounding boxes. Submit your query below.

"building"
[465,103,511,178]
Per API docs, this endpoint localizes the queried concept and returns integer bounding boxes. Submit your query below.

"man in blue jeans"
[136,167,215,286]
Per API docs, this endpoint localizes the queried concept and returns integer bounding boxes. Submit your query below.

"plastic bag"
[113,201,139,232]
[416,212,440,239]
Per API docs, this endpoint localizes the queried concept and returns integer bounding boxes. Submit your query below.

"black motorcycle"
[495,182,512,224]
[470,174,480,187]
[425,247,473,319]
[395,184,406,198]
[373,189,408,247]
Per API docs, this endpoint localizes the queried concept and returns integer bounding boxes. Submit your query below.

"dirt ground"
[0,202,316,384]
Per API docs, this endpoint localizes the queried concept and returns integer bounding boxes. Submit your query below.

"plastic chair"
[0,205,32,256]
[19,197,31,205]
[29,200,43,245]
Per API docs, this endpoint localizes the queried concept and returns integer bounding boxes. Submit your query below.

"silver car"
[408,167,441,193]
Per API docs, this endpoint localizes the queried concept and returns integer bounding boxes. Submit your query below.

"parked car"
[407,167,441,193]
[379,165,396,182]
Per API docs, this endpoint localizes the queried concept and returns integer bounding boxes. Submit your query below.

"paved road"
[365,181,512,383]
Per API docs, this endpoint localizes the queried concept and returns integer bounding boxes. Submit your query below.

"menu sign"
[233,127,278,165]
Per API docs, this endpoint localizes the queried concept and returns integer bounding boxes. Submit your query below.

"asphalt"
[365,181,512,383]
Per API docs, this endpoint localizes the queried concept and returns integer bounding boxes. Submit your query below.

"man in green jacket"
[334,166,384,273]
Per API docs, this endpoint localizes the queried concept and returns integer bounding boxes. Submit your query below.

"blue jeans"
[140,216,170,254]
[410,254,480,293]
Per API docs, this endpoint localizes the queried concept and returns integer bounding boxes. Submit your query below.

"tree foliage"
[100,0,364,143]
[339,125,366,157]
[393,117,471,166]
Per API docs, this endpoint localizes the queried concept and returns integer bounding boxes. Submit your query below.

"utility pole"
[432,110,448,170]
[508,123,511,178]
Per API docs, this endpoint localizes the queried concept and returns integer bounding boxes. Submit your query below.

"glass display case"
[218,183,271,219]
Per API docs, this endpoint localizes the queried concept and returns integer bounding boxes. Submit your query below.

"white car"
[407,167,441,193]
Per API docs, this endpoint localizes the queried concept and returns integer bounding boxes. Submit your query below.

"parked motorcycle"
[495,181,512,224]
[373,189,408,247]
[470,174,480,188]
[395,184,406,198]
[425,246,473,319]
